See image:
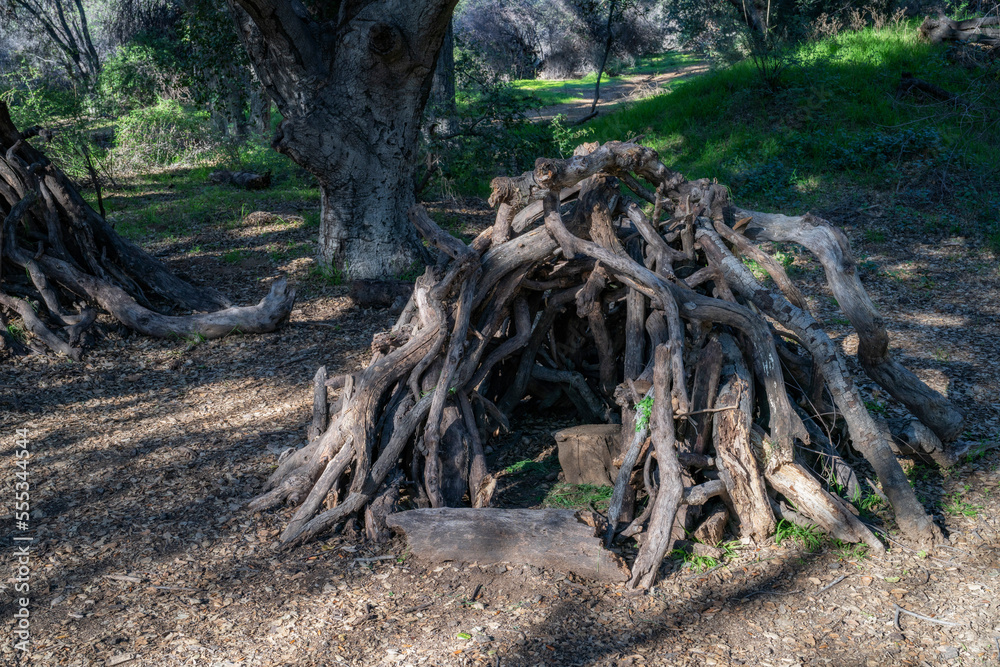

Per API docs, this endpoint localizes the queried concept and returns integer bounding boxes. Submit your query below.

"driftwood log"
[0,103,294,359]
[252,140,965,589]
[920,14,1000,47]
[387,508,630,581]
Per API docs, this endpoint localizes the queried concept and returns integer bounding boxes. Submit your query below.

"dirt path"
[530,63,709,123]
[1,199,1000,666]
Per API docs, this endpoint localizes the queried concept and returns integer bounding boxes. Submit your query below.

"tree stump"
[553,424,621,486]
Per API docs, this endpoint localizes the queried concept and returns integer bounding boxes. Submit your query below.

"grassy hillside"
[584,23,999,243]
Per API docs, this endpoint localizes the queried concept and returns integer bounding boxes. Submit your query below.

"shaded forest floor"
[2,182,1000,666]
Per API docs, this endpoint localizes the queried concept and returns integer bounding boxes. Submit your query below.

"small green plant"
[184,331,207,349]
[774,519,824,551]
[503,458,557,476]
[831,539,869,561]
[222,249,245,264]
[862,229,886,243]
[864,399,888,416]
[719,540,740,560]
[303,210,321,229]
[542,483,613,511]
[941,492,982,518]
[550,114,592,158]
[964,440,995,464]
[635,394,654,432]
[669,548,718,573]
[742,257,768,281]
[310,261,347,286]
[773,249,795,271]
[5,322,26,343]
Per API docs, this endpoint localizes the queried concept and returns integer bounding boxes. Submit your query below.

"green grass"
[503,456,559,476]
[106,164,318,244]
[634,394,654,432]
[669,540,740,573]
[964,439,997,464]
[831,539,870,561]
[541,483,613,511]
[5,323,26,343]
[941,491,982,517]
[584,22,999,223]
[509,52,700,105]
[669,548,719,573]
[774,519,824,551]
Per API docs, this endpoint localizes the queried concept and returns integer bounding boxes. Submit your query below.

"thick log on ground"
[0,102,293,359]
[387,508,630,581]
[919,15,1000,46]
[253,139,965,588]
[209,169,272,190]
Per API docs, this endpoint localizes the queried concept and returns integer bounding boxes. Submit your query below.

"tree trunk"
[430,19,456,115]
[227,0,458,280]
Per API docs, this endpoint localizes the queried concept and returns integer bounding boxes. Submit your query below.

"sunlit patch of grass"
[541,483,613,511]
[774,519,824,551]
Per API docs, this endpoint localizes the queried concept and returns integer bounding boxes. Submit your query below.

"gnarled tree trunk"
[226,0,458,279]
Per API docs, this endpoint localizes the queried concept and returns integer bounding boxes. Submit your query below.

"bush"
[113,98,214,171]
[96,42,179,116]
[0,64,83,128]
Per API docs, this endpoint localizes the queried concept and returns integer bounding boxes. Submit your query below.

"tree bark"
[227,0,458,279]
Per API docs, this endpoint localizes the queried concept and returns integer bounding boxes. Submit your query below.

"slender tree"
[225,0,459,280]
[6,0,102,89]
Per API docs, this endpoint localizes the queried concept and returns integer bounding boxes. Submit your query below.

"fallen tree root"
[253,140,965,588]
[0,102,293,359]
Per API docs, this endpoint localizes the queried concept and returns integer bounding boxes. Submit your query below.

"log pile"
[0,102,294,359]
[254,140,965,588]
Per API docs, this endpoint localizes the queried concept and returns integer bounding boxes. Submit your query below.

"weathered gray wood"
[553,424,621,486]
[702,223,939,547]
[713,334,776,543]
[683,338,723,455]
[694,505,728,546]
[308,366,328,442]
[735,207,964,442]
[629,344,685,589]
[365,473,403,543]
[766,462,884,553]
[920,15,999,46]
[387,508,630,581]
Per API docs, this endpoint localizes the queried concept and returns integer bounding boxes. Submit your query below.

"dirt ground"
[529,64,709,123]
[1,195,1000,667]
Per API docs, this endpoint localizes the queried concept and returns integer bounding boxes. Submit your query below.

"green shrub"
[96,44,171,116]
[0,64,83,128]
[113,99,214,171]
